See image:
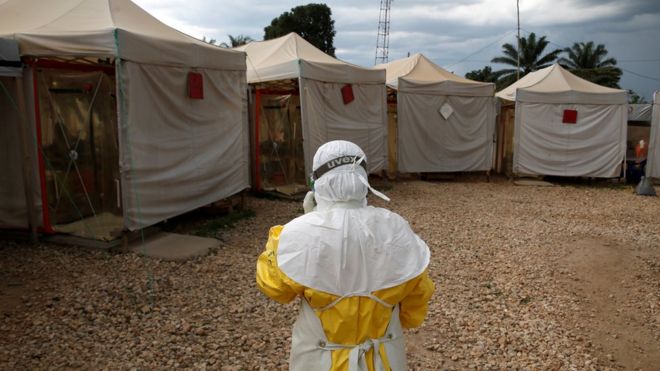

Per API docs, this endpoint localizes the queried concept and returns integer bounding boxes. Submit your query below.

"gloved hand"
[303,191,316,214]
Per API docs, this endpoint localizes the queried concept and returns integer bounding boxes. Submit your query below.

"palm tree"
[491,32,561,88]
[219,34,254,48]
[558,41,622,88]
[201,36,217,45]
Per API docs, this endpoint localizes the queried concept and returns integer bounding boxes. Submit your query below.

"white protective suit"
[257,140,434,371]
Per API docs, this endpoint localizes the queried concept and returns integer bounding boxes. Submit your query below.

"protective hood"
[277,140,430,296]
[311,140,388,209]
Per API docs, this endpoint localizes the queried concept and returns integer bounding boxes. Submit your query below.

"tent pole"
[15,76,38,243]
[254,89,261,191]
[516,0,521,81]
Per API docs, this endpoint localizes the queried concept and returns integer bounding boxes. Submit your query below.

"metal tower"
[375,0,393,65]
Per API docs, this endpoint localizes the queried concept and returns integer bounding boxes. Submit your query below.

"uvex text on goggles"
[311,155,367,181]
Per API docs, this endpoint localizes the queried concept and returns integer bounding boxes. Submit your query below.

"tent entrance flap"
[36,68,122,241]
[256,90,306,195]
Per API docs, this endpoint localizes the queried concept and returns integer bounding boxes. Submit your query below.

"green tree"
[628,90,648,104]
[491,32,561,88]
[465,66,498,83]
[264,3,336,56]
[219,34,254,48]
[558,41,622,88]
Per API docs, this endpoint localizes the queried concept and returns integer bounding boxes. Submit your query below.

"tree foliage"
[491,32,561,88]
[219,34,254,48]
[628,90,647,104]
[465,66,498,83]
[201,36,217,45]
[264,3,336,56]
[465,66,512,90]
[558,41,622,88]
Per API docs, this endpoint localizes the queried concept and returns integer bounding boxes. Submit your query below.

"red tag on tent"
[562,109,577,124]
[188,72,204,99]
[341,84,354,105]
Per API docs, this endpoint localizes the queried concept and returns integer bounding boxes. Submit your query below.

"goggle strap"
[312,155,367,180]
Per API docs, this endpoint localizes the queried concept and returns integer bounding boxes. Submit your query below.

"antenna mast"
[375,0,393,65]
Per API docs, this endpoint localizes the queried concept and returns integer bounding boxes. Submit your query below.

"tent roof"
[628,104,652,122]
[375,53,494,96]
[496,63,627,104]
[235,33,383,84]
[0,0,245,69]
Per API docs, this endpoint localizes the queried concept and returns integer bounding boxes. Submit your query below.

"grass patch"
[192,209,256,238]
[159,208,256,237]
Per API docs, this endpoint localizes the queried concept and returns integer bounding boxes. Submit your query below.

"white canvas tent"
[376,53,496,173]
[496,63,627,178]
[235,33,387,191]
[0,37,39,237]
[0,0,249,238]
[647,92,660,179]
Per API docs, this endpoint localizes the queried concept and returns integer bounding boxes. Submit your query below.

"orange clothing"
[256,225,435,371]
[635,143,648,161]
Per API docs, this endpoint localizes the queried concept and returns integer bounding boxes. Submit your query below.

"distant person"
[256,140,435,370]
[635,139,648,165]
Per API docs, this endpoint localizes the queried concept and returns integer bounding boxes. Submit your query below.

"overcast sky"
[134,0,660,99]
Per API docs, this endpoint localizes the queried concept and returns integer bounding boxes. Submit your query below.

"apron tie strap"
[320,335,396,371]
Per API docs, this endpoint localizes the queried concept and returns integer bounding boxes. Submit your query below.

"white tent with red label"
[496,63,627,178]
[235,33,387,192]
[0,0,249,238]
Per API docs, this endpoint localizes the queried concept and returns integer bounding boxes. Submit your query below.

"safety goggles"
[311,155,367,181]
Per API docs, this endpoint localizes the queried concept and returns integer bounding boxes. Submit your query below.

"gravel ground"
[1,178,658,370]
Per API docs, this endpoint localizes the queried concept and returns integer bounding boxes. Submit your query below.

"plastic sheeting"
[397,94,496,173]
[256,93,305,190]
[513,102,627,177]
[0,75,42,228]
[0,38,21,77]
[628,104,652,122]
[119,62,249,230]
[647,92,660,179]
[37,69,121,234]
[300,78,387,175]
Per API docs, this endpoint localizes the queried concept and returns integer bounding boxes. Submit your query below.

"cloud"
[133,0,660,99]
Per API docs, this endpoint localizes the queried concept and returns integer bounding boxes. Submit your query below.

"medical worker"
[256,140,434,371]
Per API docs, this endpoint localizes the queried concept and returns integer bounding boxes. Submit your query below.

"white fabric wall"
[647,94,660,179]
[119,62,249,230]
[0,73,42,228]
[513,102,626,177]
[300,78,387,176]
[397,93,496,173]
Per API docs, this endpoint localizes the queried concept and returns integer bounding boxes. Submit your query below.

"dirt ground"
[0,178,658,370]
